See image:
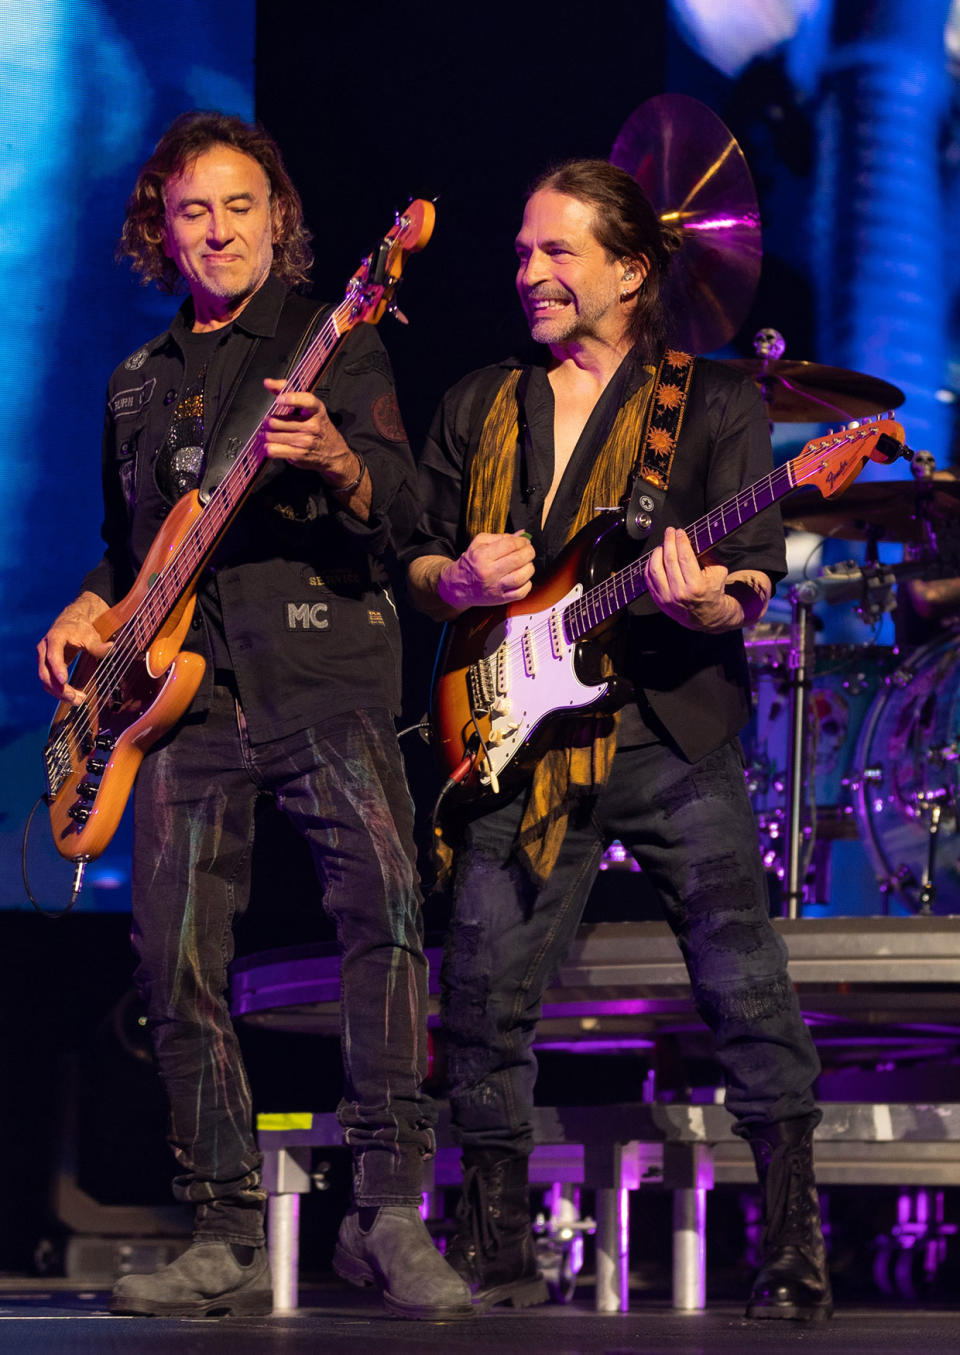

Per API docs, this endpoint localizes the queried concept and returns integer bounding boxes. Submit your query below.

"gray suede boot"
[109,1240,272,1317]
[334,1206,475,1320]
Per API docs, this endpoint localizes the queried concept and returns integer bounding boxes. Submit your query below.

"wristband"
[332,451,365,495]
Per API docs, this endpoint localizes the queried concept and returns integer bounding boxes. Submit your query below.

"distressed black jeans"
[131,687,432,1246]
[441,738,821,1158]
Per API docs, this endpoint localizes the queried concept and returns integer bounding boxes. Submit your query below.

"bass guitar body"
[44,491,208,859]
[432,514,630,798]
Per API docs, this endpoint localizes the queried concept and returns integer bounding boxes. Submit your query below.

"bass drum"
[851,637,960,913]
[744,639,898,818]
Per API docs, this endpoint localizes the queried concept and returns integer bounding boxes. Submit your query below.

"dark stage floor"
[2,1281,958,1355]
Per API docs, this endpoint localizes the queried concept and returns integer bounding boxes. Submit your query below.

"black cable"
[21,795,85,919]
[397,718,432,740]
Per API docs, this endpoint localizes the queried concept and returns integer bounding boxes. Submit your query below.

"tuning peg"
[387,299,409,325]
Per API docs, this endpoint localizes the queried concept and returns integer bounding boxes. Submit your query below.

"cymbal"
[610,93,761,354]
[783,477,960,542]
[723,357,905,422]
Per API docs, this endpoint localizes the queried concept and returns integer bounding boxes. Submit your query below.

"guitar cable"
[21,795,86,918]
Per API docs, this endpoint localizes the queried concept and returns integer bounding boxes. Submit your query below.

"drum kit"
[610,95,960,918]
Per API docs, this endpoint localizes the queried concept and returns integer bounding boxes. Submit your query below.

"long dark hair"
[118,110,313,292]
[530,159,681,361]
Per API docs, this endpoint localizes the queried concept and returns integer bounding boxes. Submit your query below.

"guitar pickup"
[549,609,566,660]
[521,628,536,677]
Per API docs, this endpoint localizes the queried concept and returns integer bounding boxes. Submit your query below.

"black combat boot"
[744,1114,834,1321]
[446,1151,549,1312]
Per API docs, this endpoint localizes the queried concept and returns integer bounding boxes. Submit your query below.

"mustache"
[525,286,572,303]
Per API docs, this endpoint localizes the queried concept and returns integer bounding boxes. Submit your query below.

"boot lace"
[456,1163,502,1260]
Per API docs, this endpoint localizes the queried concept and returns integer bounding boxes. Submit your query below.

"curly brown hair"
[118,110,313,293]
[529,159,682,362]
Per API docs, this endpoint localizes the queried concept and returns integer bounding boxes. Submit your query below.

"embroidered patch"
[273,498,319,523]
[301,567,361,589]
[367,609,385,625]
[124,347,150,371]
[344,349,392,381]
[371,391,407,443]
[109,378,156,420]
[119,459,136,514]
[284,601,329,630]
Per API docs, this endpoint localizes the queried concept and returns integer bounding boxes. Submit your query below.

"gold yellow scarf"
[451,350,694,885]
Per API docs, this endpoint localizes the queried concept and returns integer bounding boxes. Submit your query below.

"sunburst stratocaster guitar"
[431,416,907,800]
[44,200,435,863]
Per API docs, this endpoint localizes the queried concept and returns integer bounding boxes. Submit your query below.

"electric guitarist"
[405,159,833,1321]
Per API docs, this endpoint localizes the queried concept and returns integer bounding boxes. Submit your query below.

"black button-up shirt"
[406,351,787,763]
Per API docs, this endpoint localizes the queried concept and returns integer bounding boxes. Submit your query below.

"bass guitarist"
[406,159,831,1320]
[36,110,471,1322]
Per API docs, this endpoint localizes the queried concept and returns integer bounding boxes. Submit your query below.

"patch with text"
[109,378,156,420]
[284,601,330,631]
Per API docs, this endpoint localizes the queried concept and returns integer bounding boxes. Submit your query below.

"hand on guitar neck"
[260,378,371,518]
[645,526,773,633]
[37,590,111,706]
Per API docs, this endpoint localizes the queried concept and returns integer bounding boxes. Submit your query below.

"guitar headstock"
[796,415,907,499]
[342,199,436,328]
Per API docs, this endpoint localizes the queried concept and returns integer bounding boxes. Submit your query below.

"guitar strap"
[622,348,696,540]
[629,347,696,493]
[199,293,332,501]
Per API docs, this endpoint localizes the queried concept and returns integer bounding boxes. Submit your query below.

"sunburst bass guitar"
[44,200,435,864]
[431,416,907,800]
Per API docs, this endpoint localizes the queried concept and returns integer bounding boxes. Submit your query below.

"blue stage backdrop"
[0,0,254,909]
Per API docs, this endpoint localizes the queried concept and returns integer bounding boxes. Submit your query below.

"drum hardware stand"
[783,580,817,918]
[914,744,958,912]
[919,795,942,916]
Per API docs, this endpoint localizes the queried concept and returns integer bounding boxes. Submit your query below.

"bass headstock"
[343,199,436,328]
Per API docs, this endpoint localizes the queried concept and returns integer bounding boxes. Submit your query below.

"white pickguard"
[474,583,608,789]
